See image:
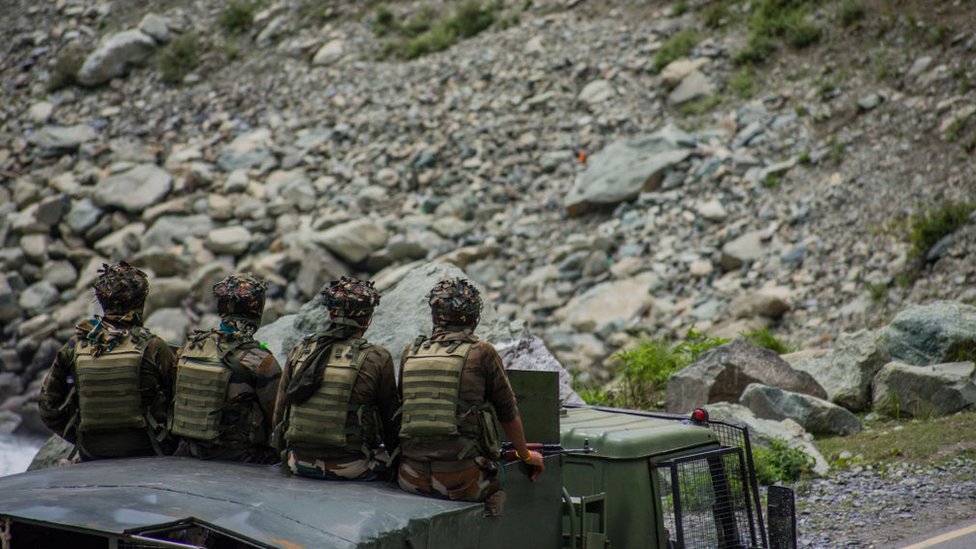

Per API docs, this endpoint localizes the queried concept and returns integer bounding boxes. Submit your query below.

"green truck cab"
[0,371,795,548]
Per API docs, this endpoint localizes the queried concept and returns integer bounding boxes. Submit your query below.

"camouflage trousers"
[398,457,506,517]
[287,450,389,481]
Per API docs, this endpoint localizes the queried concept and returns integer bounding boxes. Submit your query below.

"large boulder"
[666,339,827,413]
[883,301,976,366]
[565,125,694,217]
[254,314,300,365]
[27,434,74,471]
[145,307,190,346]
[77,29,157,86]
[739,383,861,436]
[93,164,173,214]
[787,329,890,412]
[311,219,389,264]
[553,271,658,334]
[872,361,976,418]
[705,402,829,476]
[497,336,585,406]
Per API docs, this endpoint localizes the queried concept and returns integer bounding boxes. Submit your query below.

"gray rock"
[64,198,103,234]
[788,329,890,412]
[28,102,54,124]
[27,434,74,471]
[42,260,78,289]
[311,219,389,264]
[93,164,173,213]
[254,314,300,366]
[661,57,710,88]
[696,199,727,222]
[312,39,345,66]
[667,69,714,105]
[35,195,68,226]
[93,223,145,258]
[872,361,976,418]
[217,129,275,172]
[0,373,23,405]
[0,276,21,323]
[666,339,827,413]
[204,226,252,255]
[144,277,192,313]
[554,272,657,333]
[883,301,976,366]
[132,247,192,277]
[77,29,157,86]
[740,383,861,436]
[728,286,791,319]
[0,410,21,435]
[266,169,315,211]
[857,94,883,111]
[292,245,350,299]
[142,214,213,249]
[720,230,764,270]
[145,308,190,346]
[18,281,60,314]
[138,13,171,43]
[578,79,614,104]
[497,336,585,406]
[705,402,829,476]
[566,125,694,216]
[28,124,97,152]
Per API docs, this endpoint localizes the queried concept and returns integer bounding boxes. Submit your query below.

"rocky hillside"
[2,0,976,430]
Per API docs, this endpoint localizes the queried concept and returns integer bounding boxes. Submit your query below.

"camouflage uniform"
[273,277,400,481]
[171,274,282,464]
[39,263,177,460]
[397,279,519,515]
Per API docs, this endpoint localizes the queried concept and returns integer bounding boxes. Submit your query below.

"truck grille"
[655,447,760,549]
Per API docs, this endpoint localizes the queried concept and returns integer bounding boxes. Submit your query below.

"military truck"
[0,371,796,548]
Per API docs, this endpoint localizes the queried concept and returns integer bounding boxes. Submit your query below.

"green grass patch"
[837,0,866,27]
[580,326,729,410]
[671,0,690,17]
[762,171,782,189]
[828,137,846,163]
[867,283,888,302]
[677,95,720,117]
[907,201,975,260]
[735,0,821,65]
[157,32,200,84]
[729,67,759,98]
[944,112,973,142]
[219,1,260,35]
[375,2,496,60]
[754,438,815,484]
[700,2,729,29]
[817,410,976,466]
[652,28,701,73]
[741,327,795,354]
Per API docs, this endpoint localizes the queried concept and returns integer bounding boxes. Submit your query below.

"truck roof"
[0,457,481,548]
[560,406,718,459]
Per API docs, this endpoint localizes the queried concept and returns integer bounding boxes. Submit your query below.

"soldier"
[39,262,176,461]
[397,278,544,516]
[170,274,281,463]
[273,276,399,481]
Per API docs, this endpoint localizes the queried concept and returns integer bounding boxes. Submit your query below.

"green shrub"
[741,327,795,354]
[157,32,200,84]
[678,95,720,117]
[735,0,820,65]
[219,1,259,35]
[733,33,775,65]
[48,41,87,91]
[700,2,728,29]
[907,202,975,260]
[754,438,815,485]
[838,0,866,27]
[762,171,781,189]
[608,326,730,409]
[867,283,888,303]
[729,67,758,98]
[671,0,690,16]
[377,1,495,60]
[652,29,701,73]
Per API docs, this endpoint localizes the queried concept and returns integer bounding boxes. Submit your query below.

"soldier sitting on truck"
[39,262,177,461]
[397,278,544,516]
[273,277,400,480]
[170,274,282,463]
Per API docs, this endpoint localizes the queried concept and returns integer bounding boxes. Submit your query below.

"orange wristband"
[515,449,532,462]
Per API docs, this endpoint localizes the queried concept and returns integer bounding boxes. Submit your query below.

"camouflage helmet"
[428,278,482,326]
[93,262,149,315]
[213,273,268,319]
[322,276,380,320]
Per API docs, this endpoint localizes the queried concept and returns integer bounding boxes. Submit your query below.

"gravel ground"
[797,455,976,548]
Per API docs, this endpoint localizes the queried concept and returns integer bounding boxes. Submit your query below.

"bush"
[838,0,866,27]
[907,202,975,260]
[600,326,729,409]
[754,438,814,485]
[652,29,701,73]
[157,32,200,84]
[729,67,758,98]
[736,0,820,65]
[741,327,795,354]
[219,1,259,36]
[377,1,496,60]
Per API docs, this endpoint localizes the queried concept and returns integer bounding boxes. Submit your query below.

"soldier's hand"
[526,450,544,481]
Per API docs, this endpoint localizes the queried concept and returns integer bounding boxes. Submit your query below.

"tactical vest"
[284,339,378,455]
[171,333,253,443]
[75,334,148,433]
[400,339,500,460]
